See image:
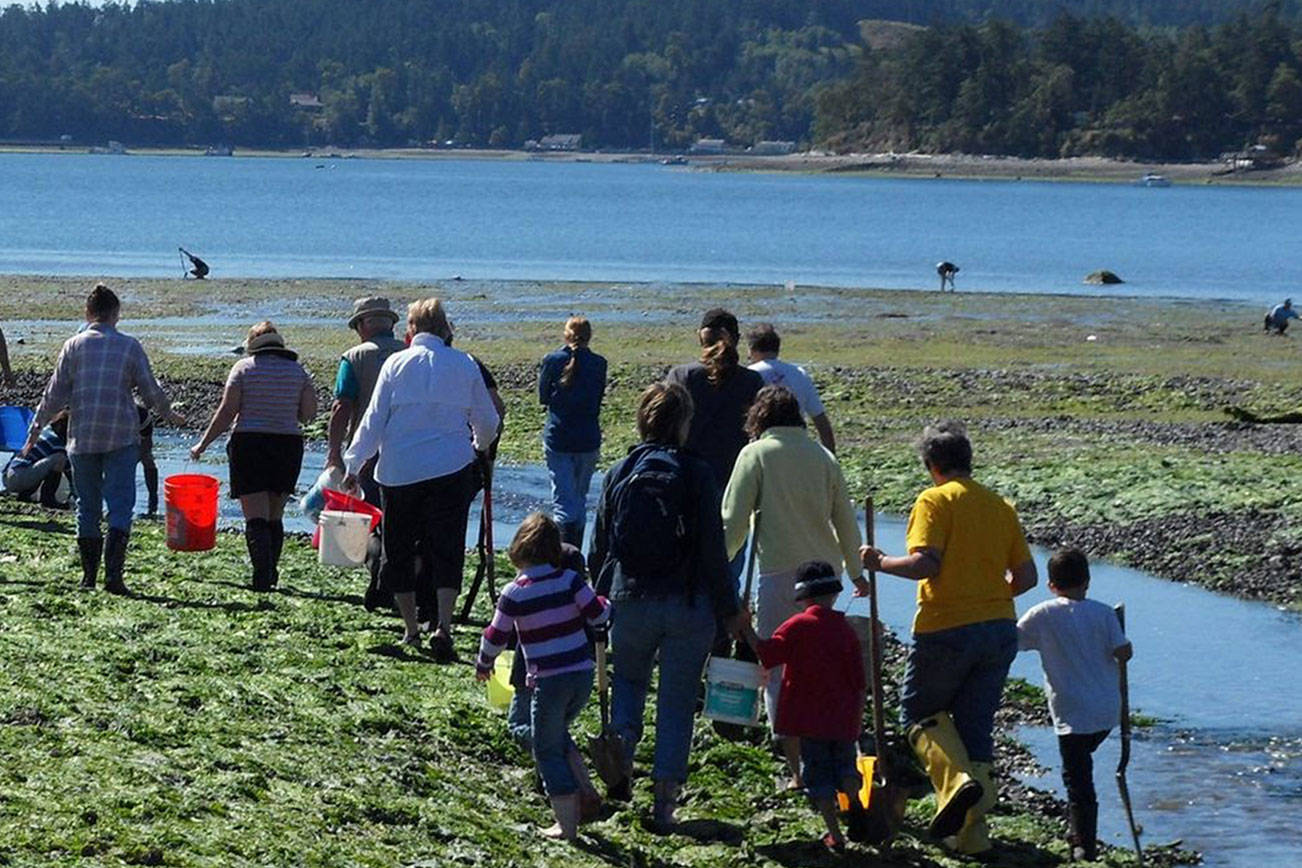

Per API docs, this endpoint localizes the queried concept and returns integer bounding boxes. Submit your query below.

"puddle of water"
[142,437,1300,865]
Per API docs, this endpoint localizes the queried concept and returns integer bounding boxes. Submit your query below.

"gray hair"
[916,420,972,475]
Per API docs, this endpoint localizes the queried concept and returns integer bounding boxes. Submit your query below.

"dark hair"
[1048,547,1090,589]
[560,316,591,389]
[637,382,693,445]
[744,385,805,439]
[917,421,972,475]
[747,323,781,355]
[508,512,563,570]
[86,283,120,321]
[699,326,739,386]
[700,308,739,343]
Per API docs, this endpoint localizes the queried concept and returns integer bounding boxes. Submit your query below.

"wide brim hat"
[348,296,400,330]
[246,331,298,360]
[792,560,843,601]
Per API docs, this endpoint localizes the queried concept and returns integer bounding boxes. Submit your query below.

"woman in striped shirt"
[191,322,317,590]
[476,513,609,841]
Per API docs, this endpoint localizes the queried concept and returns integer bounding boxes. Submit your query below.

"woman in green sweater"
[721,385,864,787]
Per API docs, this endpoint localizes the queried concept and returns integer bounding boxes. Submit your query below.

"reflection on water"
[146,435,1300,866]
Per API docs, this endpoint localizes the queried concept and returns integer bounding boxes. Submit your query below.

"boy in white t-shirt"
[1017,547,1133,862]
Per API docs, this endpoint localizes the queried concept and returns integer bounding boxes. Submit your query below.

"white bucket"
[317,510,372,568]
[702,655,766,727]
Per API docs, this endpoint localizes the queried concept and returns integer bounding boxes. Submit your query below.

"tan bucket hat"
[348,296,400,330]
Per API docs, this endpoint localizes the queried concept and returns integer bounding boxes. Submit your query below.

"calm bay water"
[1,152,1299,300]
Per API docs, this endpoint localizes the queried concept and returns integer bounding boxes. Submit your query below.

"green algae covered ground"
[0,500,1192,867]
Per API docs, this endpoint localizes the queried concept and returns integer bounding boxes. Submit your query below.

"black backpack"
[608,446,694,581]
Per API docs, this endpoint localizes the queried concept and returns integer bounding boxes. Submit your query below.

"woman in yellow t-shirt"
[860,421,1037,855]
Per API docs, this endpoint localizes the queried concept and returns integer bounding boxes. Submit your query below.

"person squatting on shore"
[326,296,407,504]
[538,316,607,548]
[1018,547,1133,861]
[721,384,861,788]
[1264,298,1297,335]
[190,322,317,591]
[861,421,1037,855]
[4,411,70,508]
[477,513,609,841]
[27,284,183,594]
[344,298,499,660]
[746,323,836,453]
[589,381,746,832]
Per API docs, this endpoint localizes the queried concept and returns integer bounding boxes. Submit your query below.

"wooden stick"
[1114,603,1144,865]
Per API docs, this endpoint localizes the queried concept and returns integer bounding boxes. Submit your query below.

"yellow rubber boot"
[950,760,997,854]
[908,713,985,840]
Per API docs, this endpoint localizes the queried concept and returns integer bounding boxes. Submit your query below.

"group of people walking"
[12,285,1134,859]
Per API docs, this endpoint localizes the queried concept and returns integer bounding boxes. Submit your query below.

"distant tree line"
[0,0,1299,159]
[816,3,1302,159]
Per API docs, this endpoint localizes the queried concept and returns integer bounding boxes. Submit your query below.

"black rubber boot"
[39,471,64,508]
[77,537,102,589]
[268,519,285,587]
[245,518,273,591]
[1068,801,1099,861]
[103,528,130,595]
[143,465,159,515]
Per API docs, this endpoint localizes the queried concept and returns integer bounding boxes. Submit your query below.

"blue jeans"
[544,448,599,534]
[899,618,1018,763]
[69,444,139,538]
[801,738,859,800]
[506,650,534,749]
[531,668,594,797]
[610,594,715,784]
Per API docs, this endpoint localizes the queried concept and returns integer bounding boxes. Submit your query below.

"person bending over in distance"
[0,323,14,387]
[1264,298,1297,335]
[937,261,959,292]
[538,316,607,547]
[1017,547,1133,862]
[191,322,317,591]
[477,513,609,842]
[325,296,407,505]
[860,421,1037,856]
[343,297,499,661]
[746,323,835,453]
[27,283,183,594]
[589,382,745,833]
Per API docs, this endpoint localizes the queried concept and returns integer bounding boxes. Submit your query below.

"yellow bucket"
[486,650,515,710]
[836,755,878,812]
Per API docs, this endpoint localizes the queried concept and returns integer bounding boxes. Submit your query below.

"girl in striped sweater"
[477,512,610,841]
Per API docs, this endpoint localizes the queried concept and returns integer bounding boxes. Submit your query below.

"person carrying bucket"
[26,284,183,594]
[860,421,1037,855]
[737,561,870,852]
[721,385,862,789]
[325,297,407,505]
[588,382,745,832]
[476,513,609,841]
[190,322,317,591]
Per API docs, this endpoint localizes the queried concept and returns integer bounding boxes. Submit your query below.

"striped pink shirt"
[477,565,610,683]
[226,354,313,435]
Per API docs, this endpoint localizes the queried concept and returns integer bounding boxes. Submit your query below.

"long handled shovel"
[457,458,497,626]
[588,638,626,790]
[1115,603,1145,865]
[862,496,906,844]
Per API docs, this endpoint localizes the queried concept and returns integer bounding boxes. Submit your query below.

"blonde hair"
[508,512,563,570]
[560,316,592,388]
[407,297,452,341]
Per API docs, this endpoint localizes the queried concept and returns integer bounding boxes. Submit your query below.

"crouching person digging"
[861,422,1037,855]
[477,513,610,841]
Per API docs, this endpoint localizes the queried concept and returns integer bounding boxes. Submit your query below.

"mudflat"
[4,274,1298,611]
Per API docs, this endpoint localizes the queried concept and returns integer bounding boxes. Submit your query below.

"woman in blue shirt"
[538,317,607,547]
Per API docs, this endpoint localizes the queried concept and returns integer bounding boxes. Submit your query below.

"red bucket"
[312,488,382,548]
[164,473,219,552]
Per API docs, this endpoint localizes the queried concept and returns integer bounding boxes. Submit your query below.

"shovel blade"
[588,731,627,789]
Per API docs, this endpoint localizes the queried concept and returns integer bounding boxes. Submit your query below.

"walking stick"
[862,496,904,842]
[456,457,496,625]
[1114,603,1144,865]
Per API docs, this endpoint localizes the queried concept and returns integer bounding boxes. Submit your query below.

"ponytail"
[699,327,739,386]
[559,316,591,389]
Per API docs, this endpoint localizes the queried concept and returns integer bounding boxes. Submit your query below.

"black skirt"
[227,432,304,498]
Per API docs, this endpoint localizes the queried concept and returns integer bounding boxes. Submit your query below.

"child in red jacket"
[740,560,868,851]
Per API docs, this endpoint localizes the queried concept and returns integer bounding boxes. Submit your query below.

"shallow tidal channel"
[151,436,1300,866]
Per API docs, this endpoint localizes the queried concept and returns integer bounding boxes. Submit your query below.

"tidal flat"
[6,275,1297,610]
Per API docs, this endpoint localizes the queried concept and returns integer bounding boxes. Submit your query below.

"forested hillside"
[0,0,1299,159]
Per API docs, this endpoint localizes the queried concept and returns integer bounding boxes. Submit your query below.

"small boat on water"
[1137,173,1171,187]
